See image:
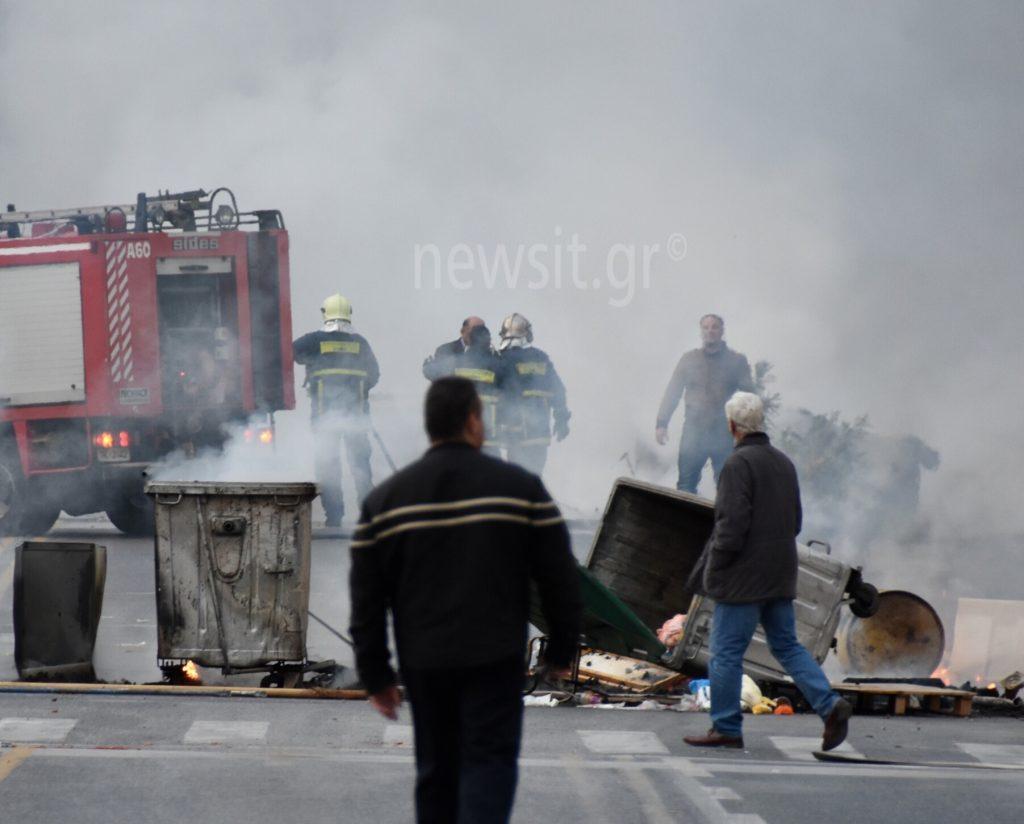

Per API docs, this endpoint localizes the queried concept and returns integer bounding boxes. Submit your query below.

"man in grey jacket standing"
[655,314,754,493]
[684,391,852,751]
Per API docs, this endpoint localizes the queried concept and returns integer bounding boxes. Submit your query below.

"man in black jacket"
[684,391,852,752]
[422,324,509,456]
[293,294,380,527]
[349,377,581,824]
[421,315,485,377]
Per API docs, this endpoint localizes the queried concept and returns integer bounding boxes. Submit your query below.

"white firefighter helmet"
[498,313,533,350]
[321,293,352,322]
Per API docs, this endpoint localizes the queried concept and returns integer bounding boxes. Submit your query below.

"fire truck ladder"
[1,187,284,236]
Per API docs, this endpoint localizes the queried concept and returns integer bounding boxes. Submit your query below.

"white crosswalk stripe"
[956,743,1024,766]
[769,736,861,761]
[705,786,742,801]
[577,730,669,755]
[0,717,77,742]
[183,720,269,745]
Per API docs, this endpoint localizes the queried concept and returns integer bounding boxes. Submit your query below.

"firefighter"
[293,294,380,527]
[423,324,507,456]
[497,313,570,475]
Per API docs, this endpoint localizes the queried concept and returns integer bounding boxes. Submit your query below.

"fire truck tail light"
[93,432,115,449]
[94,430,131,462]
[242,428,273,445]
[93,431,131,449]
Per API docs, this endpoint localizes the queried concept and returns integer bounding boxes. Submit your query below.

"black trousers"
[401,655,524,824]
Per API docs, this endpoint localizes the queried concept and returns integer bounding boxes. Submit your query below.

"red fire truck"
[0,188,295,536]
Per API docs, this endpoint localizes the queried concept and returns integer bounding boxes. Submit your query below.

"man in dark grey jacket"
[684,391,852,752]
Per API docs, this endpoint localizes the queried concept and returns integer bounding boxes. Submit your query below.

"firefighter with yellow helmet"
[293,294,380,526]
[498,313,570,475]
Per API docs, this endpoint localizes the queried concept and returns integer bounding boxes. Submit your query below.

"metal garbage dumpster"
[583,478,877,682]
[145,481,316,681]
[13,541,107,681]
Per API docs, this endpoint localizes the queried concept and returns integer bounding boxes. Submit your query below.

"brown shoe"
[684,728,744,749]
[822,698,853,751]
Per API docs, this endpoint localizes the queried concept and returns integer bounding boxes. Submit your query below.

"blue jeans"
[709,599,839,737]
[676,425,733,493]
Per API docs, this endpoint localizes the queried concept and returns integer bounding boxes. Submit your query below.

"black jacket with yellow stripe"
[349,442,582,693]
[500,346,570,445]
[293,329,380,417]
[422,346,509,447]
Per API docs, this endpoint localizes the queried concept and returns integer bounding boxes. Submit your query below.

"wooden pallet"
[577,649,687,693]
[831,682,975,717]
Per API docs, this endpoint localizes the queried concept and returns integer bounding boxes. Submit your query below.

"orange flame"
[182,661,201,683]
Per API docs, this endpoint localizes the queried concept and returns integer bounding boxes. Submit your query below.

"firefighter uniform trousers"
[500,347,569,476]
[293,329,380,524]
[452,365,503,458]
[313,409,372,524]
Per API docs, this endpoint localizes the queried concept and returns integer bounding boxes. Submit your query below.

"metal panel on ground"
[0,261,85,405]
[13,541,107,681]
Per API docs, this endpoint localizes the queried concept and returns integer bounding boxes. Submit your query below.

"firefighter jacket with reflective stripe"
[349,441,582,693]
[423,346,509,447]
[500,346,569,446]
[293,329,380,417]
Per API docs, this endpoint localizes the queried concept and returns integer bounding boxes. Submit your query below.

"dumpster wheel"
[849,582,881,619]
[260,669,304,689]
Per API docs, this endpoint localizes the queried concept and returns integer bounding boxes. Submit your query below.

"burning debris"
[181,661,201,684]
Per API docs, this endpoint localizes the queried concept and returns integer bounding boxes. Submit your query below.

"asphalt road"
[0,521,1021,824]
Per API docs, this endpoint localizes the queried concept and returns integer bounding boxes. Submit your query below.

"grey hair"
[724,391,764,435]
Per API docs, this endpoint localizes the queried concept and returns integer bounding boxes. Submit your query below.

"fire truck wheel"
[17,504,61,537]
[105,495,155,537]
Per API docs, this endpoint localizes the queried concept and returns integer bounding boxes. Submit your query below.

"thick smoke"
[2,4,1022,624]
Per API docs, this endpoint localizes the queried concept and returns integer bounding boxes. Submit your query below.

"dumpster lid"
[585,477,714,632]
[145,481,318,497]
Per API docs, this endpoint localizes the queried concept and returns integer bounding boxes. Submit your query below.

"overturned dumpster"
[535,479,879,683]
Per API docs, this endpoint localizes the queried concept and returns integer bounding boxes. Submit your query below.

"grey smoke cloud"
[1,2,1021,546]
